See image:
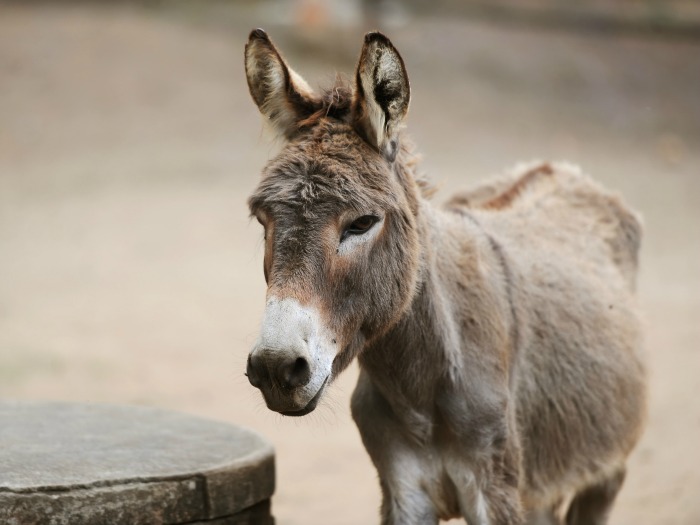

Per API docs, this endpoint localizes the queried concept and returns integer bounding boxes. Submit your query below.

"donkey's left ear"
[352,32,410,162]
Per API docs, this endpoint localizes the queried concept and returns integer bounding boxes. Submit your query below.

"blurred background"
[1,1,699,523]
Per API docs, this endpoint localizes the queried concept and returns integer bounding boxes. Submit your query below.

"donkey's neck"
[358,204,469,413]
[358,200,514,441]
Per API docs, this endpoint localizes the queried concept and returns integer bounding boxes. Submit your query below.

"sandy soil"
[1,4,699,524]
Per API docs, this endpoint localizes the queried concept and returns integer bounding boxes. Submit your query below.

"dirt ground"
[1,3,699,524]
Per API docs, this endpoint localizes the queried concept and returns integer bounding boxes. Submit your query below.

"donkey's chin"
[271,376,329,417]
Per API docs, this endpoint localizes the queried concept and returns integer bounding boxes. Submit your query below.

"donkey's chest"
[353,370,506,522]
[383,398,502,519]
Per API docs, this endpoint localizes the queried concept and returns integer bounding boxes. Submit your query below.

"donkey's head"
[245,29,425,416]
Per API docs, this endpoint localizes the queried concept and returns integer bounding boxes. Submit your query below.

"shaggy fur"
[244,29,647,525]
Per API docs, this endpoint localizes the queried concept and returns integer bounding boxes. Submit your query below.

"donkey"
[243,29,647,525]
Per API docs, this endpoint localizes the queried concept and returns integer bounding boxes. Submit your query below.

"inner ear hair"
[353,32,410,162]
[244,29,320,139]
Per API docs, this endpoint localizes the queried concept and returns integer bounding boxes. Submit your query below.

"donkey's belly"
[512,267,647,508]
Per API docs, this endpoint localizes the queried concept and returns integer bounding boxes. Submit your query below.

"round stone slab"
[0,401,275,525]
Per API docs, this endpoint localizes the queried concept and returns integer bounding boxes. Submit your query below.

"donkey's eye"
[343,215,379,240]
[255,216,268,240]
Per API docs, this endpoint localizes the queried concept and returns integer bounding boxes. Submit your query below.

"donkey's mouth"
[280,376,329,417]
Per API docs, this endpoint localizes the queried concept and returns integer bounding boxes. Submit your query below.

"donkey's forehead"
[249,121,398,216]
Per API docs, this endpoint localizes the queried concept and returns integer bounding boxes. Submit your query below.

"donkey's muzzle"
[248,296,335,415]
[246,351,312,391]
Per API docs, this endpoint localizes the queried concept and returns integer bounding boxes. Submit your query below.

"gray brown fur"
[244,29,647,525]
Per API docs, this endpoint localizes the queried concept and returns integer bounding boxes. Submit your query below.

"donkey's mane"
[295,75,435,201]
[297,75,354,130]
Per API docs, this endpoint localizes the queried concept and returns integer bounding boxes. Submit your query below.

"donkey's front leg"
[446,445,524,525]
[465,434,524,525]
[378,472,438,525]
[352,373,439,525]
[441,390,525,525]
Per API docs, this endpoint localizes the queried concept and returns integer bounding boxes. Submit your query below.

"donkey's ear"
[245,29,319,139]
[352,32,410,162]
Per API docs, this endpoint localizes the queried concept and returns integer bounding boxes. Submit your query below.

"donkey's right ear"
[245,29,320,139]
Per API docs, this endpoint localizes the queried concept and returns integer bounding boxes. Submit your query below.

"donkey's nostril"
[246,354,262,388]
[281,356,312,389]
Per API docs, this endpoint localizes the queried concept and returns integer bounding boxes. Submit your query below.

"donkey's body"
[243,30,646,524]
[353,162,645,523]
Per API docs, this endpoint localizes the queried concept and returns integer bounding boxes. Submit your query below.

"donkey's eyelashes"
[341,215,380,242]
[348,215,378,233]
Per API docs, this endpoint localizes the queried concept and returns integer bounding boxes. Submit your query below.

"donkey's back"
[448,161,641,288]
[448,161,646,517]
